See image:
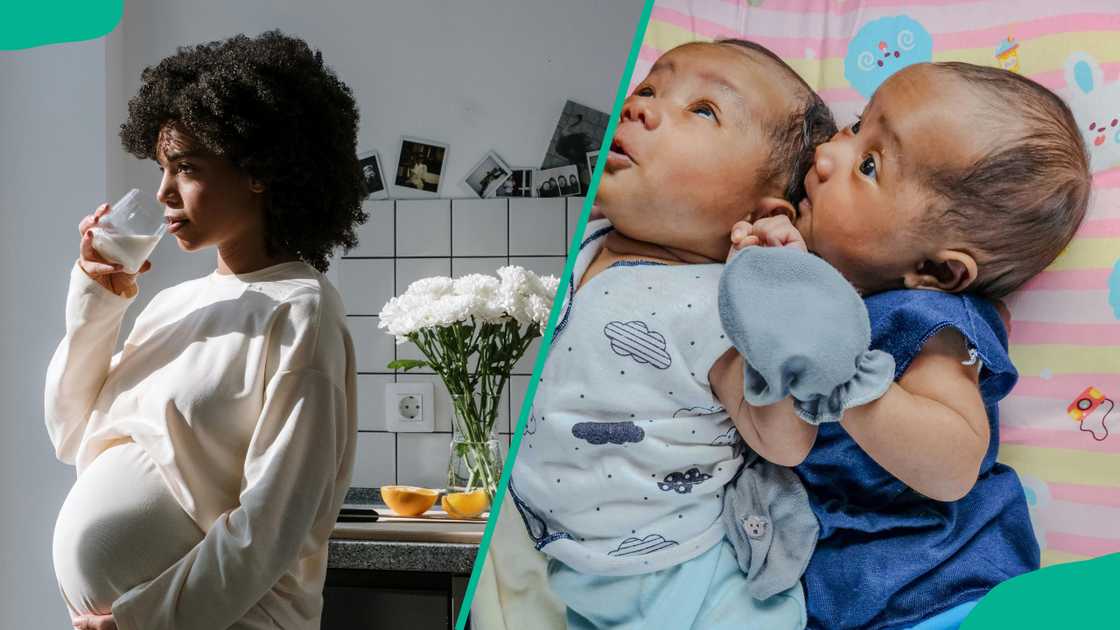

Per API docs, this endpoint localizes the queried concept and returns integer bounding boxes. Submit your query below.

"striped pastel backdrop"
[637,0,1120,567]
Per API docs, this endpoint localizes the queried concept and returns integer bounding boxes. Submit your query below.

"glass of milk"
[89,189,167,274]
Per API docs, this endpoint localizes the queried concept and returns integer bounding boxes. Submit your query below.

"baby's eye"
[635,86,654,97]
[692,104,716,120]
[858,155,877,179]
[177,162,194,174]
[851,119,863,134]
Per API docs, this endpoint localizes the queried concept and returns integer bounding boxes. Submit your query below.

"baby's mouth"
[605,139,635,171]
[798,195,812,219]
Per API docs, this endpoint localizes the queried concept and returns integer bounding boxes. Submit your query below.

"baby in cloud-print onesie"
[508,39,838,630]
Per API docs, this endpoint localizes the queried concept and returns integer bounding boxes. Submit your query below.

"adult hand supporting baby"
[718,245,896,424]
[78,203,152,299]
[72,613,116,630]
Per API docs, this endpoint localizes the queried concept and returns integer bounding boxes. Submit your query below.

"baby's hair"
[717,39,838,207]
[921,62,1091,299]
[119,30,367,272]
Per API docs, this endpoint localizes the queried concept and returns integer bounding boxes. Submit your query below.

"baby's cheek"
[676,152,757,197]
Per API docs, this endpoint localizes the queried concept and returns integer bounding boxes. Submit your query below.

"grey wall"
[0,0,640,625]
[0,36,111,630]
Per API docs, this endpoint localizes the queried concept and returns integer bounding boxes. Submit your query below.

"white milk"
[90,228,162,274]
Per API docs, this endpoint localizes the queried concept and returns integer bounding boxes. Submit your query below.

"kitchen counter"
[328,488,485,575]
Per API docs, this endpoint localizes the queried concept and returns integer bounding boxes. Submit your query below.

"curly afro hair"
[120,30,367,272]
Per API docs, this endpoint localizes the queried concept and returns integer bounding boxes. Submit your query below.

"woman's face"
[154,124,265,253]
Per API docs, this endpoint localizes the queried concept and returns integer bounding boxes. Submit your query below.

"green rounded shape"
[1,0,123,50]
[961,553,1120,628]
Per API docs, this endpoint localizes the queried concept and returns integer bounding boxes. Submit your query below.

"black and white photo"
[463,151,513,198]
[496,168,535,198]
[358,150,388,199]
[533,164,580,198]
[541,100,610,195]
[395,137,448,194]
[586,150,600,183]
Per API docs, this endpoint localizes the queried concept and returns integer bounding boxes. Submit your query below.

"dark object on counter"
[337,506,380,523]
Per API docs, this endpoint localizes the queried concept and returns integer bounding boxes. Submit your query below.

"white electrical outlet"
[384,382,435,432]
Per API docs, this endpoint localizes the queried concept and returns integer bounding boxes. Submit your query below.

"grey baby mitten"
[722,451,819,600]
[717,246,895,424]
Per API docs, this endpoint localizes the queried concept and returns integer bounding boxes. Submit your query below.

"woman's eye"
[177,163,193,174]
[692,104,716,120]
[851,119,862,134]
[635,86,653,97]
[858,155,877,179]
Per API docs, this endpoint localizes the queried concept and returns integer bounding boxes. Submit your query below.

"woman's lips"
[166,217,189,233]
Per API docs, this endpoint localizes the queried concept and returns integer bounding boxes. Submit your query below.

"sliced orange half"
[442,490,490,519]
[380,485,439,517]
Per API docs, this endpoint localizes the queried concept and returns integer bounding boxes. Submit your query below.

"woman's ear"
[752,196,797,222]
[903,249,978,293]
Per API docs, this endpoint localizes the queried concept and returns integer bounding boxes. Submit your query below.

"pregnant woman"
[45,31,367,630]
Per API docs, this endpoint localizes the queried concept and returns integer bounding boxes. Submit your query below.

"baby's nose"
[813,149,834,181]
[621,99,660,130]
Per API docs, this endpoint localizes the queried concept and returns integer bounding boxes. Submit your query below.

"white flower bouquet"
[379,266,560,498]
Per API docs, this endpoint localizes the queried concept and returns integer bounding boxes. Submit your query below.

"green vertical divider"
[453,1,654,627]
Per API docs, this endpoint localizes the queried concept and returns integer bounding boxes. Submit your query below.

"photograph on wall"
[395,137,448,194]
[496,168,536,198]
[358,150,389,200]
[585,150,600,184]
[532,164,580,198]
[463,151,514,198]
[540,100,610,195]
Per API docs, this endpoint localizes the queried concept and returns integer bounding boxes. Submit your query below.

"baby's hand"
[727,215,807,261]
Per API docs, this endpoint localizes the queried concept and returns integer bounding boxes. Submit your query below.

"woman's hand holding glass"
[78,203,152,299]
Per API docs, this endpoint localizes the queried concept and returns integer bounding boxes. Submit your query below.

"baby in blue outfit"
[509,40,837,629]
[715,62,1092,629]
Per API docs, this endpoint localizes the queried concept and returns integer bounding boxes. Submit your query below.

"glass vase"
[446,393,503,498]
[447,435,502,496]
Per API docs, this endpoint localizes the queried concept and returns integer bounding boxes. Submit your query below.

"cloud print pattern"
[608,534,679,557]
[571,421,645,445]
[509,219,739,576]
[604,320,672,369]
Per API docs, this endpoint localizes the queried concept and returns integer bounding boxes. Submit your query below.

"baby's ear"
[752,196,797,222]
[903,249,978,293]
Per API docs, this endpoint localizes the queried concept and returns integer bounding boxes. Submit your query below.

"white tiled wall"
[344,197,585,489]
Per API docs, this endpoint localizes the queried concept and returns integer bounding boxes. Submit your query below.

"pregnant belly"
[52,441,203,616]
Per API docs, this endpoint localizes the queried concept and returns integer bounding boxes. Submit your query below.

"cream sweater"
[45,260,357,630]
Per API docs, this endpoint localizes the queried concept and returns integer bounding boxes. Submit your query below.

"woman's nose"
[156,172,178,208]
[620,98,660,130]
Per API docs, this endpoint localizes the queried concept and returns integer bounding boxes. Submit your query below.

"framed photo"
[496,168,535,198]
[358,150,389,200]
[541,100,610,196]
[463,151,513,198]
[585,150,600,186]
[395,136,449,194]
[533,164,580,198]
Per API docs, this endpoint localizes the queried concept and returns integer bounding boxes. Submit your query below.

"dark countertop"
[328,539,479,574]
[328,488,484,575]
